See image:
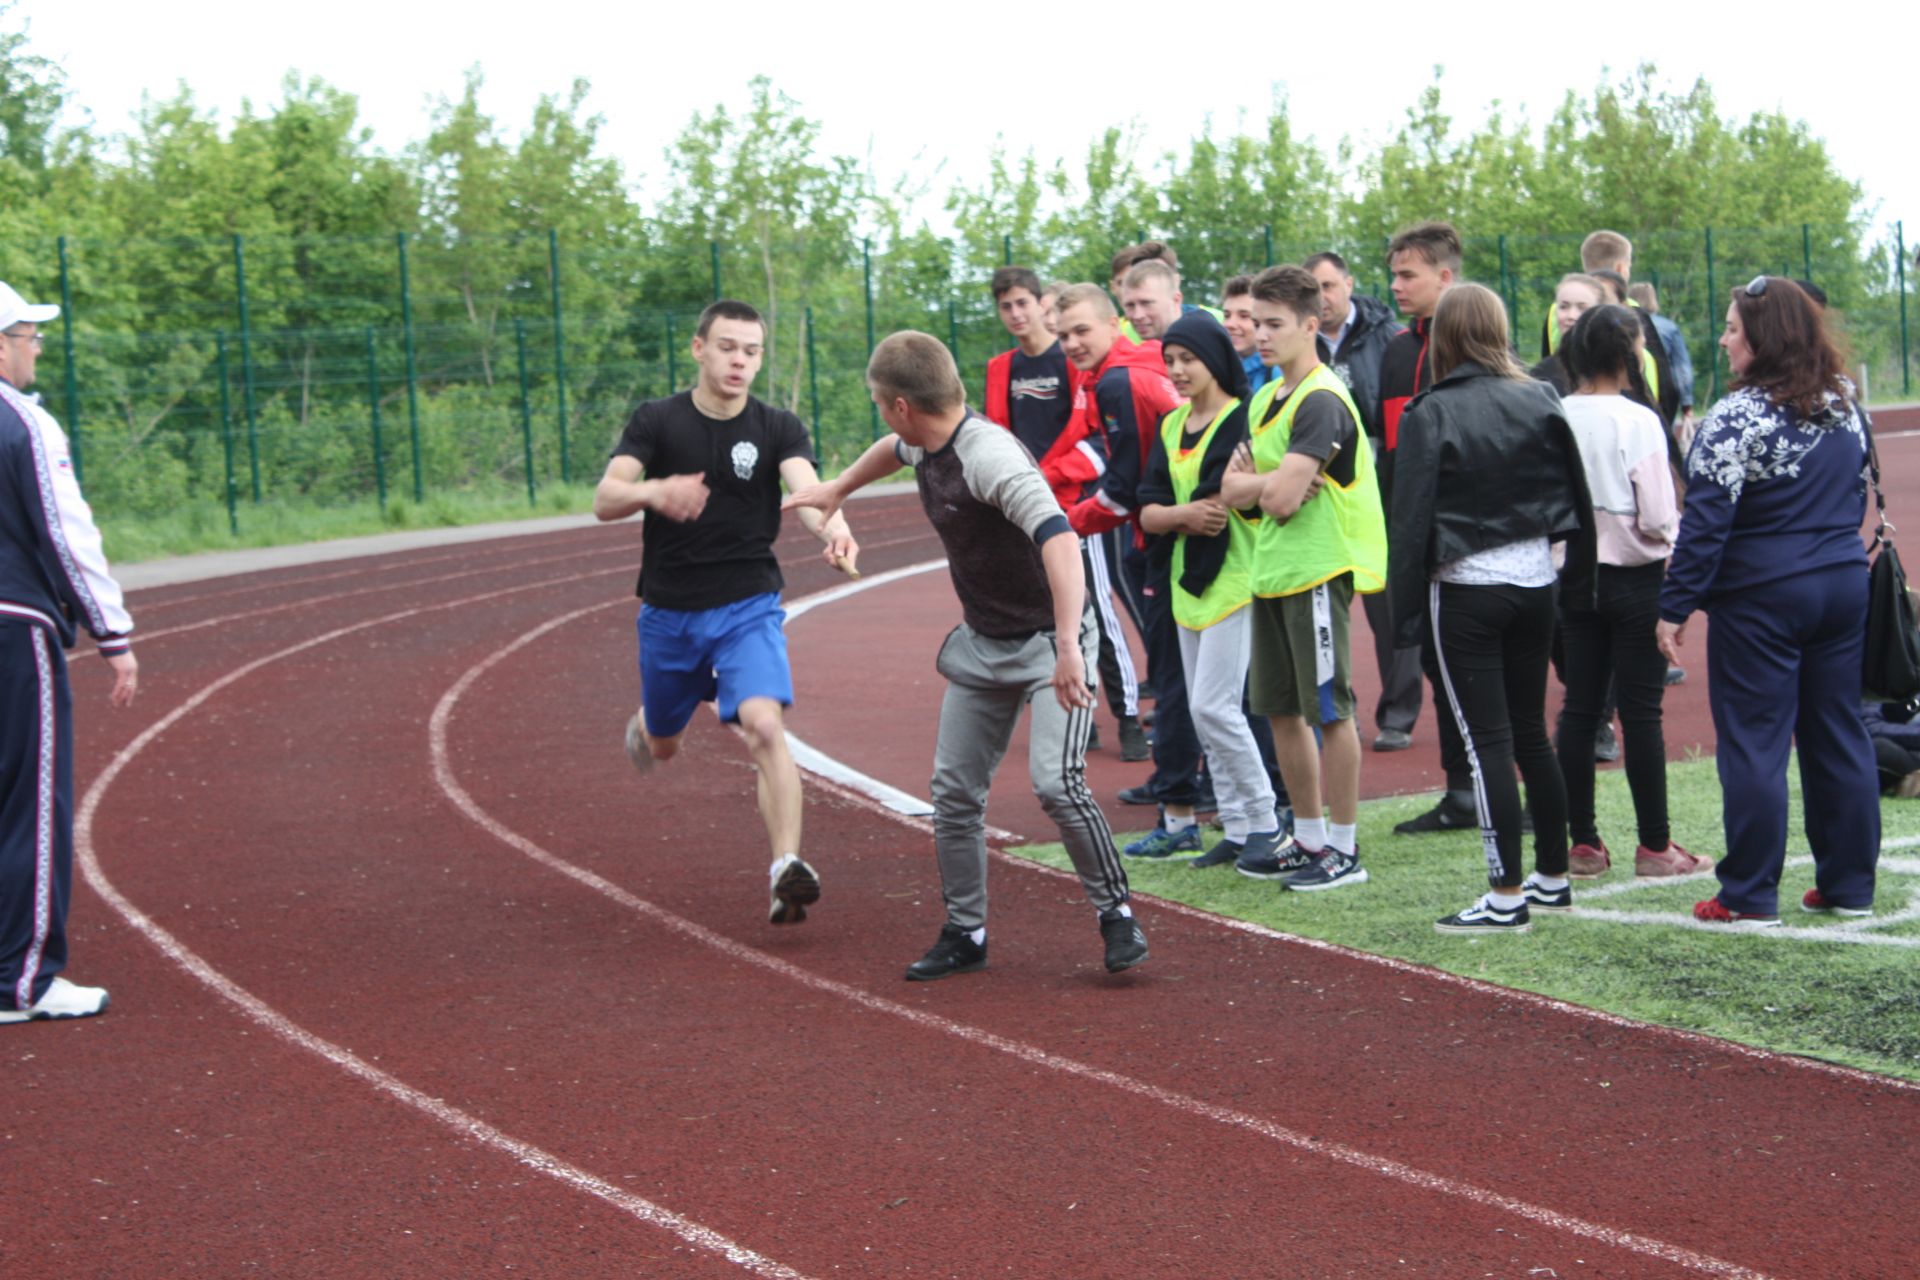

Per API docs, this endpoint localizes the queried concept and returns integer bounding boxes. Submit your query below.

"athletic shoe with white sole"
[1125,823,1203,858]
[768,854,820,925]
[1434,895,1532,934]
[1521,875,1573,913]
[1283,847,1369,892]
[1567,840,1611,879]
[1635,842,1712,877]
[1692,897,1781,930]
[1099,911,1149,973]
[0,976,110,1024]
[1235,832,1312,880]
[1801,888,1872,918]
[905,924,987,981]
[624,712,654,773]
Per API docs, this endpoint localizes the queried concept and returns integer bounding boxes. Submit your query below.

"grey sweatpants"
[928,610,1130,930]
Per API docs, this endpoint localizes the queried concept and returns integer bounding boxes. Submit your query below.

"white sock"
[1527,873,1569,891]
[969,927,986,946]
[770,853,797,880]
[1489,889,1526,910]
[1294,816,1326,851]
[1329,822,1356,854]
[1164,812,1197,832]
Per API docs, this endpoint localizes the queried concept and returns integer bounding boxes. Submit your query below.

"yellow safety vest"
[1160,399,1255,630]
[1243,365,1387,599]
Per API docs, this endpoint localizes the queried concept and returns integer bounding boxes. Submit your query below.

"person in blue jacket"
[1657,277,1880,928]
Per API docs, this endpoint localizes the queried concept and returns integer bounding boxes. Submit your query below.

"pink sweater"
[1562,394,1677,567]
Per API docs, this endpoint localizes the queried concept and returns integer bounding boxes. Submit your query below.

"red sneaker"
[1636,842,1712,877]
[1801,888,1872,918]
[1692,898,1781,930]
[1568,841,1611,879]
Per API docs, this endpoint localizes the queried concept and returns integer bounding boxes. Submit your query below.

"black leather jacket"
[1387,361,1596,648]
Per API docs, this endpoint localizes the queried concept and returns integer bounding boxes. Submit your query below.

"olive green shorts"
[1248,574,1355,724]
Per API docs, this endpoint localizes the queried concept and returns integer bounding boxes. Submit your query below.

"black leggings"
[1557,561,1671,849]
[1429,581,1569,887]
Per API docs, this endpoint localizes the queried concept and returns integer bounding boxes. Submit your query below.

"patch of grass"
[1010,758,1920,1082]
[106,484,597,563]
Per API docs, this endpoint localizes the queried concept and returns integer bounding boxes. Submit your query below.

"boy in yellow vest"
[1136,313,1293,871]
[1222,266,1387,891]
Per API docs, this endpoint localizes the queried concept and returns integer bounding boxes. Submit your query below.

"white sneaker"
[768,854,821,925]
[0,976,110,1024]
[624,712,654,773]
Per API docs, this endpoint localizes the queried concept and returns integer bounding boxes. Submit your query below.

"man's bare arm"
[593,455,709,523]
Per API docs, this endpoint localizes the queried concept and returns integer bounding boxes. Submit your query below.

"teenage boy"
[983,266,1146,761]
[1375,223,1480,836]
[1544,231,1679,424]
[784,332,1147,980]
[1223,266,1387,891]
[1136,313,1289,870]
[1220,275,1275,392]
[1054,285,1211,844]
[595,299,857,926]
[1304,251,1417,754]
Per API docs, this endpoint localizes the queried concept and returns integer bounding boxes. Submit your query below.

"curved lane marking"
[76,574,811,1280]
[434,596,1774,1280]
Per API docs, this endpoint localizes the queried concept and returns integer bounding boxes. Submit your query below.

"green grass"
[1011,758,1920,1082]
[107,484,599,563]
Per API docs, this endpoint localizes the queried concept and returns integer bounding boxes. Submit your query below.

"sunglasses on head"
[1744,275,1769,298]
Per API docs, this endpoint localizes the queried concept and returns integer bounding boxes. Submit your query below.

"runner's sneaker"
[1434,895,1532,934]
[1692,897,1781,930]
[1118,714,1151,762]
[1235,833,1312,880]
[1801,888,1872,918]
[905,923,987,981]
[624,712,654,773]
[768,854,820,925]
[1568,841,1611,879]
[1188,838,1242,869]
[1521,875,1573,913]
[1283,847,1369,892]
[1394,794,1477,835]
[1125,823,1203,859]
[0,976,110,1024]
[1635,842,1711,877]
[1099,910,1149,973]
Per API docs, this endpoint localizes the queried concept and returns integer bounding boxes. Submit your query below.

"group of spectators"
[980,226,1886,932]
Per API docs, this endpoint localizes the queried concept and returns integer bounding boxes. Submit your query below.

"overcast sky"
[21,0,1917,251]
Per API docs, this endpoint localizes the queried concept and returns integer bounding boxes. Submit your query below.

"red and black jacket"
[983,346,1099,511]
[1375,316,1434,511]
[1065,337,1182,542]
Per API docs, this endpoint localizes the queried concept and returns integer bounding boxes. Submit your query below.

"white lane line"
[776,568,1920,1097]
[76,578,811,1280]
[436,604,1773,1280]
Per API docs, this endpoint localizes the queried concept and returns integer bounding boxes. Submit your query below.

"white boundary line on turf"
[432,606,1772,1280]
[777,568,1920,1097]
[74,578,811,1280]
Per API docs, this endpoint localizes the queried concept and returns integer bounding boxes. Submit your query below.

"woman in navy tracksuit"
[1657,277,1879,927]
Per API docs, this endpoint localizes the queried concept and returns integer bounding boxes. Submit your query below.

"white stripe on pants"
[1177,608,1276,841]
[1082,534,1139,717]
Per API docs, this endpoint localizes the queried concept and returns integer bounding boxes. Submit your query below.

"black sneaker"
[1189,838,1242,869]
[1521,876,1573,913]
[905,924,988,981]
[1118,783,1160,806]
[1118,715,1151,762]
[1435,895,1532,934]
[1594,723,1621,763]
[1284,847,1369,892]
[1235,831,1311,880]
[1099,911,1149,973]
[1393,795,1477,835]
[768,854,821,925]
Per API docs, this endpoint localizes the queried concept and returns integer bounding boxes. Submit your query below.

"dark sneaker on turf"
[1372,728,1412,752]
[1521,875,1572,913]
[1099,911,1149,973]
[0,976,110,1024]
[1118,714,1151,762]
[1594,722,1621,763]
[768,854,820,925]
[905,924,987,981]
[1236,832,1310,880]
[1189,838,1242,869]
[624,711,654,773]
[1118,783,1160,807]
[1124,823,1203,858]
[1435,895,1532,934]
[1284,847,1369,892]
[1691,897,1781,930]
[1394,795,1477,835]
[1801,888,1872,918]
[1568,840,1611,879]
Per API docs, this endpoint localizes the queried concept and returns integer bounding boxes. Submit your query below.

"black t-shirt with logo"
[611,391,814,610]
[1006,343,1073,460]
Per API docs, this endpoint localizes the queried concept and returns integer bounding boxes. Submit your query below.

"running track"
[7,422,1919,1278]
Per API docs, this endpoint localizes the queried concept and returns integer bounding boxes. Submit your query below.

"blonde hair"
[867,331,966,414]
[1557,272,1607,305]
[1430,283,1528,382]
[1121,259,1179,292]
[1579,230,1632,273]
[1053,283,1116,321]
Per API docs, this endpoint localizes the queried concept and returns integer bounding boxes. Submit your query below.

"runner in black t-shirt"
[594,299,857,927]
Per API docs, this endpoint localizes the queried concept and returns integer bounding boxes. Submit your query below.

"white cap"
[0,282,60,331]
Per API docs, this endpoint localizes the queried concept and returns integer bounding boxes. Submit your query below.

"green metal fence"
[0,221,1909,535]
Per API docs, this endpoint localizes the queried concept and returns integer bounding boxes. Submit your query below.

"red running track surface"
[6,432,1919,1278]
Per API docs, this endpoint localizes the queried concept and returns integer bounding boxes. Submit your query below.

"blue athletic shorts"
[637,592,793,738]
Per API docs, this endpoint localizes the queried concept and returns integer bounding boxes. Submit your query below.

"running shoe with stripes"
[768,854,821,925]
[0,976,110,1024]
[1521,875,1573,913]
[1434,895,1531,934]
[1234,830,1311,880]
[1283,846,1368,892]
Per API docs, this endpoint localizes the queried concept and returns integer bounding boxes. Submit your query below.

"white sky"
[20,0,1918,253]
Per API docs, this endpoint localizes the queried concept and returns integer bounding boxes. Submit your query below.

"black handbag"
[1863,420,1920,701]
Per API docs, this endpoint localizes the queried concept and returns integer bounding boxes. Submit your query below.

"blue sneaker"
[1124,824,1204,858]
